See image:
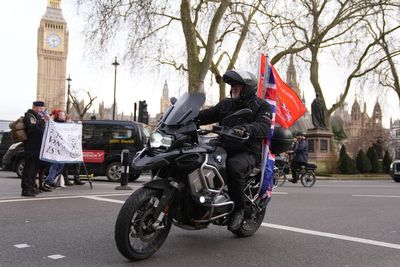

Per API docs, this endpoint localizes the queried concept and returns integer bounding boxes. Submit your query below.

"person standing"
[21,101,48,197]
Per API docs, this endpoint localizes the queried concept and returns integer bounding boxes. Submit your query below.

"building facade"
[37,0,69,111]
[341,99,389,159]
[388,119,400,160]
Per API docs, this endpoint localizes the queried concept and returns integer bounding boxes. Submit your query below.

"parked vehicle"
[2,120,150,181]
[114,92,294,261]
[0,131,13,167]
[390,160,400,182]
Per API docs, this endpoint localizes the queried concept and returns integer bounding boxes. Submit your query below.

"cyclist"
[290,132,308,183]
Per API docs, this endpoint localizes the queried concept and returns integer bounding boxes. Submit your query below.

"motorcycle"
[114,92,292,261]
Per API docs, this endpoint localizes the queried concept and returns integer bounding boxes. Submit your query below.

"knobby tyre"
[231,205,266,237]
[115,188,172,261]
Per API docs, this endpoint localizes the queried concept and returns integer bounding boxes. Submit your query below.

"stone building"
[37,0,69,111]
[340,98,389,159]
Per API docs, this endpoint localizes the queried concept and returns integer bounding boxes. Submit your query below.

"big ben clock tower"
[37,0,68,111]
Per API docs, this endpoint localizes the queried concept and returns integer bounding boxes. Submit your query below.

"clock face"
[46,33,62,48]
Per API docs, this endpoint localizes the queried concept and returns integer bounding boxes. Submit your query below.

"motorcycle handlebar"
[197,125,249,142]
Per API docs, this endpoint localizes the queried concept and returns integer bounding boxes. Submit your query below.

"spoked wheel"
[115,188,172,261]
[231,205,267,237]
[300,171,316,187]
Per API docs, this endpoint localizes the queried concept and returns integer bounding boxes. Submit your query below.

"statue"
[311,93,328,130]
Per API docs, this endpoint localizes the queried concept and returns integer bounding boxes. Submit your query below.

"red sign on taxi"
[83,150,105,163]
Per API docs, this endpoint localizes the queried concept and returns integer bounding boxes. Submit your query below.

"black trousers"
[21,152,40,191]
[226,152,258,210]
[62,163,81,181]
[291,161,306,182]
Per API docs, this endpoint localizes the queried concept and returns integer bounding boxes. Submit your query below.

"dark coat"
[197,95,272,156]
[293,139,308,164]
[23,109,46,156]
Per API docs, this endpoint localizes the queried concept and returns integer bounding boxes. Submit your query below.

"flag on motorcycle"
[257,54,306,199]
[270,64,306,128]
[257,54,276,199]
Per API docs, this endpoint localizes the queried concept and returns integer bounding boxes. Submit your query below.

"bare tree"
[69,91,98,120]
[256,0,400,127]
[77,0,268,95]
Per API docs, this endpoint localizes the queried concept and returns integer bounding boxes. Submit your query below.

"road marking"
[48,254,65,259]
[82,196,125,204]
[352,194,400,199]
[0,192,133,204]
[272,192,288,195]
[14,244,30,248]
[262,223,400,250]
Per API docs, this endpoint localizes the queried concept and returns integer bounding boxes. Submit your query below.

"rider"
[290,132,308,183]
[197,70,272,231]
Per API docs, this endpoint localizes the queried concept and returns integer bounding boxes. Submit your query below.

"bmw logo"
[216,155,222,163]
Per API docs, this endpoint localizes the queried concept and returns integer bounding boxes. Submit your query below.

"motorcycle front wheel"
[115,188,172,261]
[231,205,266,237]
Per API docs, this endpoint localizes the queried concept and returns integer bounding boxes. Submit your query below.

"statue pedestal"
[305,128,337,173]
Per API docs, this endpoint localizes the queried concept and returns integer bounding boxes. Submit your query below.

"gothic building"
[37,0,69,111]
[338,98,389,159]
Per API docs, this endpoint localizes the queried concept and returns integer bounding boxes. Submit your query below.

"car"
[0,131,13,167]
[2,120,151,181]
[389,160,400,182]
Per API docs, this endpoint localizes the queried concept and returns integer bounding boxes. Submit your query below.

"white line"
[352,194,400,198]
[48,254,65,259]
[82,196,125,204]
[14,244,30,248]
[0,192,133,204]
[272,192,288,195]
[262,223,400,250]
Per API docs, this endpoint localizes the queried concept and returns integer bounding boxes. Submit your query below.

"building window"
[308,139,314,153]
[396,130,400,137]
[320,139,328,153]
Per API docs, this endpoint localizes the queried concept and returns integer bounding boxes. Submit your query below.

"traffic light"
[138,100,149,124]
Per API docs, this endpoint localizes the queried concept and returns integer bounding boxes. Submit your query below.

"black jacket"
[197,95,272,156]
[23,109,46,155]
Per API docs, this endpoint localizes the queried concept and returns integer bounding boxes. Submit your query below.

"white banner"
[40,120,83,163]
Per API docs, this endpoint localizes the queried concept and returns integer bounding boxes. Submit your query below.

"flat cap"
[33,101,45,107]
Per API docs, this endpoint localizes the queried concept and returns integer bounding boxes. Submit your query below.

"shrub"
[367,147,380,173]
[338,145,357,174]
[382,150,392,174]
[356,149,372,173]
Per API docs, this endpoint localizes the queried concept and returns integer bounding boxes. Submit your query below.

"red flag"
[270,64,306,128]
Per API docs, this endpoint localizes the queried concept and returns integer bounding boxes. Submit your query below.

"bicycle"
[274,153,317,187]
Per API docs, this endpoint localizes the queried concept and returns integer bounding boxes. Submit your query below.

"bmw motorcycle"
[114,92,292,261]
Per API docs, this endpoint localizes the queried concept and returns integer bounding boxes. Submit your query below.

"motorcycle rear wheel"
[231,206,266,237]
[115,188,172,261]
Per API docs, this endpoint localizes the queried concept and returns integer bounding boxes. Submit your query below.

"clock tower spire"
[37,0,69,111]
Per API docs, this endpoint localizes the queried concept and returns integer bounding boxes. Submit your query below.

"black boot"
[228,209,244,232]
[74,178,85,185]
[21,190,36,197]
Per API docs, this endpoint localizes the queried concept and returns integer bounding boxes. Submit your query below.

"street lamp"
[112,57,120,120]
[66,74,72,114]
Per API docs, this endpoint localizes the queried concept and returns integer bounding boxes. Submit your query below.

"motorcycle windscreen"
[162,92,205,126]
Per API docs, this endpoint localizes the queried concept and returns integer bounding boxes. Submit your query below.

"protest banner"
[40,120,83,163]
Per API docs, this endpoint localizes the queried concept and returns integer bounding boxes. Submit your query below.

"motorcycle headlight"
[149,132,173,149]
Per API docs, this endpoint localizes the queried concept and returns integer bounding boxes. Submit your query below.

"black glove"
[232,126,247,137]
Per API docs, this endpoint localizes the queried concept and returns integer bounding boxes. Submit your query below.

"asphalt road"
[0,170,399,267]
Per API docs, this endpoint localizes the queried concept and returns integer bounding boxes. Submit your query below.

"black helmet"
[223,70,258,99]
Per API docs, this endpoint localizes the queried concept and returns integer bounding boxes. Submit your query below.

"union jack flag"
[257,54,276,199]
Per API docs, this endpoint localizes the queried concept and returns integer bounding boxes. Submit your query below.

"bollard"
[115,149,132,190]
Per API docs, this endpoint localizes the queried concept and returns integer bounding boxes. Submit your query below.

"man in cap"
[290,132,308,183]
[21,101,48,196]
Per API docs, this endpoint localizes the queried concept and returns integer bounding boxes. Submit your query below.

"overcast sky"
[0,1,398,128]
